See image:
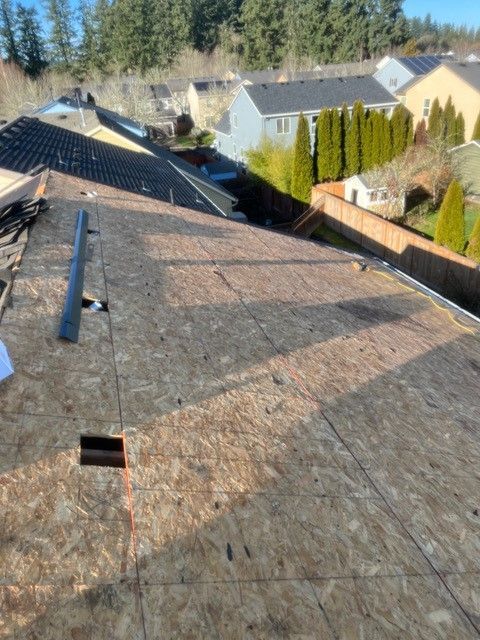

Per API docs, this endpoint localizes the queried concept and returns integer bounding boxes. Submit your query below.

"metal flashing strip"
[59,209,89,342]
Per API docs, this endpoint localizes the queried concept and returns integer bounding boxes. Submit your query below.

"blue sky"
[403,0,480,27]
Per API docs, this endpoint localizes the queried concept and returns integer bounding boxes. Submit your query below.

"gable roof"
[214,110,231,135]
[0,117,235,216]
[243,76,397,116]
[234,69,283,84]
[94,111,236,202]
[396,55,443,75]
[444,61,480,92]
[35,96,147,136]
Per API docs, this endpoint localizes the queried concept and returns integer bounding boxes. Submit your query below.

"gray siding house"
[374,55,443,94]
[214,75,398,163]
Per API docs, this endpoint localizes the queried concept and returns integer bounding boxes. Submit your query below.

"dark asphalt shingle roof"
[236,70,283,84]
[445,61,480,91]
[0,117,233,216]
[95,111,235,201]
[244,76,398,115]
[150,83,173,100]
[192,80,232,95]
[214,111,231,135]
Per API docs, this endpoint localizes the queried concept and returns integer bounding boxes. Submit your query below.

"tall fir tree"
[455,112,465,146]
[152,0,192,67]
[0,0,19,63]
[428,97,443,140]
[346,100,364,176]
[390,104,410,156]
[45,0,75,67]
[472,110,480,140]
[330,108,343,180]
[434,179,465,253]
[92,0,113,70]
[78,0,97,75]
[315,108,332,182]
[241,0,287,69]
[291,112,313,203]
[16,4,46,77]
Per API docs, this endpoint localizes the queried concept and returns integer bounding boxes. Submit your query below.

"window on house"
[423,98,431,117]
[233,143,237,158]
[232,113,238,127]
[276,117,290,134]
[311,115,318,134]
[389,77,397,87]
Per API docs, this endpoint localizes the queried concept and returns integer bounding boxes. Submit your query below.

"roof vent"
[58,114,68,120]
[80,434,125,467]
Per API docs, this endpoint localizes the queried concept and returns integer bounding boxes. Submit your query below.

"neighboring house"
[167,76,221,114]
[451,140,480,195]
[187,79,239,129]
[374,55,443,94]
[34,96,147,138]
[226,69,286,84]
[344,174,393,210]
[0,117,237,217]
[214,76,398,162]
[396,62,480,141]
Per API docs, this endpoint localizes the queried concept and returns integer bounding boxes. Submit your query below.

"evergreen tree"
[466,215,480,263]
[362,110,373,171]
[370,111,383,167]
[241,0,287,69]
[152,0,192,67]
[78,0,97,75]
[390,104,410,156]
[291,112,313,203]
[380,114,393,164]
[434,179,465,253]
[192,0,232,52]
[368,0,407,56]
[16,4,46,77]
[414,118,427,145]
[0,0,19,62]
[428,97,443,140]
[346,100,364,176]
[340,102,350,176]
[406,112,413,147]
[442,95,456,145]
[472,110,480,141]
[330,108,342,180]
[315,108,332,182]
[45,0,75,67]
[455,112,465,146]
[92,0,113,70]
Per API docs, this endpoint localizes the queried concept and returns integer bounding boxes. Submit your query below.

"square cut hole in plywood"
[80,434,126,468]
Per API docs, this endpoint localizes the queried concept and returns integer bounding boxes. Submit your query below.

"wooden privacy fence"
[310,186,480,311]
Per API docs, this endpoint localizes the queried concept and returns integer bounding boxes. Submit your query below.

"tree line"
[1,0,479,78]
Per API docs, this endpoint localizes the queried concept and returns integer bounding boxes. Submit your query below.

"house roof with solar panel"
[373,54,448,94]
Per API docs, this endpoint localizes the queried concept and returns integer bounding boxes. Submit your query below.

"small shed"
[451,140,480,195]
[200,161,238,182]
[344,174,389,209]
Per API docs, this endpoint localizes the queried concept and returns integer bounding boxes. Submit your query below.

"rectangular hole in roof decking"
[80,434,125,468]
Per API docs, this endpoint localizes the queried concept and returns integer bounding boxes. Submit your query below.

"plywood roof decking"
[1,171,480,638]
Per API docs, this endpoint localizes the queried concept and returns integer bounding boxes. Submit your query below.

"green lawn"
[408,204,480,245]
[312,224,361,251]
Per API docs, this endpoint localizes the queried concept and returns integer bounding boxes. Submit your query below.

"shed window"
[276,117,290,134]
[423,98,431,117]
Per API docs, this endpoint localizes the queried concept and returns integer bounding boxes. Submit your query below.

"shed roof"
[243,76,397,115]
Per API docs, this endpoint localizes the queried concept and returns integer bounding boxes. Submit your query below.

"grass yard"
[312,224,361,252]
[408,203,480,245]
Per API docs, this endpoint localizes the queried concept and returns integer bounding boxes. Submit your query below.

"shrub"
[434,179,465,253]
[466,215,480,262]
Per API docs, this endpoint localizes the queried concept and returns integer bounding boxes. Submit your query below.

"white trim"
[167,161,231,217]
[262,101,398,118]
[451,140,480,151]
